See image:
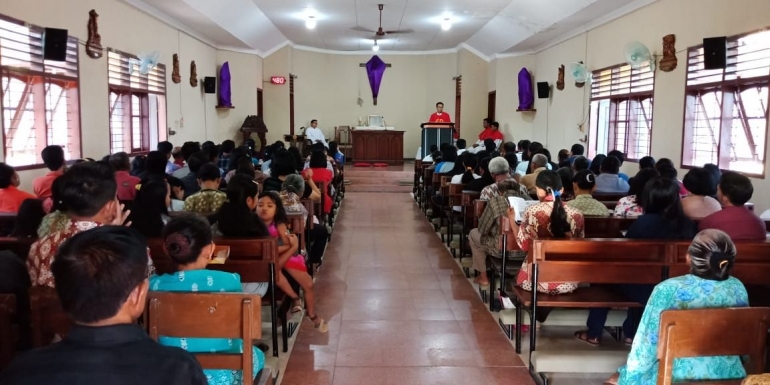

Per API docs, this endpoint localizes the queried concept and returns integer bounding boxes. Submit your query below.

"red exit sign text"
[270,76,286,85]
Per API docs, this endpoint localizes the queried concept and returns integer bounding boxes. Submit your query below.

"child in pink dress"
[257,191,327,332]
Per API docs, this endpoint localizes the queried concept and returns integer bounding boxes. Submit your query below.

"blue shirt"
[594,173,630,194]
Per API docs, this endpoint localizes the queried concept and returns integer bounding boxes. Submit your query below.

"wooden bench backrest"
[29,286,72,348]
[531,239,669,285]
[656,307,770,385]
[447,183,464,206]
[583,216,636,238]
[670,241,770,285]
[147,292,262,385]
[0,294,15,368]
[147,238,277,276]
[0,237,36,259]
[592,192,626,202]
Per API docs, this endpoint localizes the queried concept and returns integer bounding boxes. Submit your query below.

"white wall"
[0,0,262,190]
[492,0,770,212]
[263,47,488,157]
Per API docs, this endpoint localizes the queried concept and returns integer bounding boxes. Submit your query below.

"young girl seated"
[129,176,171,238]
[150,215,266,385]
[214,175,327,333]
[256,191,327,333]
[567,170,610,216]
[511,170,585,294]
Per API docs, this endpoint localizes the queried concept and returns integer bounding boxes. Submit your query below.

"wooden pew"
[0,237,36,260]
[147,292,273,385]
[510,239,670,359]
[29,286,72,348]
[413,159,422,196]
[422,168,434,215]
[583,216,636,238]
[148,237,291,357]
[445,183,464,258]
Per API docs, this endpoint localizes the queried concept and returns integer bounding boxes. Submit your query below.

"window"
[107,50,166,154]
[0,15,81,167]
[588,64,654,160]
[682,30,770,176]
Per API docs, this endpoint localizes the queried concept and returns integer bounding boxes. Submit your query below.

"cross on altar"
[358,63,391,67]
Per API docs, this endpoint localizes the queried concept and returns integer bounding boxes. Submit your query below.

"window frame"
[588,63,656,162]
[680,28,770,178]
[0,13,82,170]
[107,48,167,156]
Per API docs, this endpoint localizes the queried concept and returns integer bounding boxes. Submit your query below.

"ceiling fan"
[352,4,414,40]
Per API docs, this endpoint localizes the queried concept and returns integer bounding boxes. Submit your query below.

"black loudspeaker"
[703,36,727,70]
[43,28,68,61]
[537,82,550,99]
[203,77,216,94]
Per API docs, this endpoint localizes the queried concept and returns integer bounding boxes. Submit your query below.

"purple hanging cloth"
[517,67,534,110]
[365,55,386,105]
[219,62,232,107]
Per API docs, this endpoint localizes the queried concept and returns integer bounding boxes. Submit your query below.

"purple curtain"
[517,67,534,110]
[365,55,386,106]
[219,62,232,107]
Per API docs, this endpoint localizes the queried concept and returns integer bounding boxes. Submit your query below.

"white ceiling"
[124,0,656,57]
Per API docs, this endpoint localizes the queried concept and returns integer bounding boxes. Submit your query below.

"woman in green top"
[150,215,265,385]
[567,169,610,217]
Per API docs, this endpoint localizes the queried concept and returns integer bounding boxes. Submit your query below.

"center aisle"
[279,192,534,385]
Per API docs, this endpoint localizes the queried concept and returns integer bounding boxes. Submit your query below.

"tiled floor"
[279,192,535,385]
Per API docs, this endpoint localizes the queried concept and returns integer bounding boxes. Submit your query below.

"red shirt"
[310,167,333,214]
[0,186,37,213]
[33,170,64,199]
[115,170,141,201]
[478,128,504,142]
[429,112,451,123]
[698,206,766,241]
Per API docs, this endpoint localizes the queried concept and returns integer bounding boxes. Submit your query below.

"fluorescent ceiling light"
[305,16,317,29]
[441,18,452,31]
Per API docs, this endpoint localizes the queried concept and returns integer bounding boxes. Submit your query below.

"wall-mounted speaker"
[43,28,68,61]
[537,82,550,99]
[203,77,216,94]
[703,36,727,70]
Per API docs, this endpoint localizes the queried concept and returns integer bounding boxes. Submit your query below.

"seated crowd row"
[0,138,347,385]
[422,135,767,384]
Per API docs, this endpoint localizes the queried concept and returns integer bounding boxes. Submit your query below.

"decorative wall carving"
[171,54,181,83]
[659,34,678,72]
[85,9,103,59]
[556,65,565,90]
[190,61,198,87]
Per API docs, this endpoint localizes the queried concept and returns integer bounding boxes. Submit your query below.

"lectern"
[420,122,455,159]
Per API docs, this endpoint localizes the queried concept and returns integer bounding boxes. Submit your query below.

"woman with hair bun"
[150,215,266,385]
[567,170,609,216]
[608,229,748,385]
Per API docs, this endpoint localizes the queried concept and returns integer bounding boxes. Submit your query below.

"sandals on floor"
[291,298,303,314]
[574,331,600,346]
[307,314,328,333]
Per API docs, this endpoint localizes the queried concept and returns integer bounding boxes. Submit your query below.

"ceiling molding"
[121,0,220,49]
[531,0,657,54]
[216,45,264,56]
[259,41,292,58]
[457,43,492,63]
[492,50,536,60]
[290,43,459,57]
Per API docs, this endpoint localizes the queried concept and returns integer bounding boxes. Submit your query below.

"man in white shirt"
[305,120,328,148]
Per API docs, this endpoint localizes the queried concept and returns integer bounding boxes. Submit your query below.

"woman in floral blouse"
[614,168,659,217]
[511,170,585,295]
[606,229,748,384]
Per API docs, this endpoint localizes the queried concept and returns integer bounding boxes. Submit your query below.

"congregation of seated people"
[419,133,769,384]
[0,137,345,384]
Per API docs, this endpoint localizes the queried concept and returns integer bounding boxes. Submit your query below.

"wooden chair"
[422,168,434,216]
[413,160,423,196]
[29,286,72,347]
[315,181,327,227]
[657,307,770,385]
[334,126,352,161]
[0,294,15,368]
[446,183,464,258]
[147,292,272,385]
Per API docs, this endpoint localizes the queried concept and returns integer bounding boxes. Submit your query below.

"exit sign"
[270,76,286,85]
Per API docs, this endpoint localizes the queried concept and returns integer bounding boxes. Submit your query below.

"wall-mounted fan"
[129,51,161,75]
[624,42,656,71]
[568,62,591,87]
[352,4,414,41]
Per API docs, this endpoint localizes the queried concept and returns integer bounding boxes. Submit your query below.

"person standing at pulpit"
[429,102,451,123]
[305,120,328,148]
[468,120,504,154]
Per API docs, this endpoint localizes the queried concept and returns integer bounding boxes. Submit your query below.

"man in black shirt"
[0,226,207,385]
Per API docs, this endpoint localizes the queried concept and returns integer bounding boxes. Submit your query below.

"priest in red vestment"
[468,120,504,153]
[429,102,457,138]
